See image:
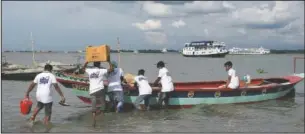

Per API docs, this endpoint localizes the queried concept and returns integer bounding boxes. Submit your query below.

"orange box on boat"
[85,45,110,62]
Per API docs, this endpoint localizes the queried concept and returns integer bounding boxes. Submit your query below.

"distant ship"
[228,46,270,55]
[133,50,138,54]
[181,40,229,58]
[162,48,167,53]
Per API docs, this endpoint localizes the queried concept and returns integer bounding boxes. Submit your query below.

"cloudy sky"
[2,1,304,51]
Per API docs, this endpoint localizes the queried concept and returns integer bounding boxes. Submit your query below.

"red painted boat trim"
[283,75,303,84]
[57,77,277,92]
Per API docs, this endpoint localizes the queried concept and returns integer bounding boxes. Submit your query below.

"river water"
[1,52,304,132]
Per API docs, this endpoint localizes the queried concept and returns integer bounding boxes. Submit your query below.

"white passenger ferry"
[229,46,270,55]
[182,41,229,57]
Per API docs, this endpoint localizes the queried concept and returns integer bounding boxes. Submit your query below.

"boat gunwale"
[55,75,294,92]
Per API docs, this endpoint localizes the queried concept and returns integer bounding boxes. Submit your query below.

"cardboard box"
[85,45,110,62]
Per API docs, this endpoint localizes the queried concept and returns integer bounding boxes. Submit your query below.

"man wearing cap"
[107,61,127,113]
[153,61,174,109]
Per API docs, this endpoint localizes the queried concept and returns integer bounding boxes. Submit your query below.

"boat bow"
[283,73,304,84]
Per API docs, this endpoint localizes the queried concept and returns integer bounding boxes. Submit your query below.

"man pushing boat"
[79,61,114,127]
[106,61,127,113]
[153,61,174,109]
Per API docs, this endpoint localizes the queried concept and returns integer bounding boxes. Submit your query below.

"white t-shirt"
[228,68,239,89]
[134,75,152,95]
[158,67,174,92]
[107,68,124,92]
[33,71,57,103]
[85,67,108,95]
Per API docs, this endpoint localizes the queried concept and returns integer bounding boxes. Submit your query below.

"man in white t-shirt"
[134,69,152,111]
[25,64,66,126]
[79,61,113,127]
[223,61,239,89]
[153,61,174,109]
[107,61,127,113]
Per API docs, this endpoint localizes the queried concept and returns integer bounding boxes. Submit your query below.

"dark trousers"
[90,89,106,112]
[134,94,151,110]
[36,101,53,119]
[158,92,172,108]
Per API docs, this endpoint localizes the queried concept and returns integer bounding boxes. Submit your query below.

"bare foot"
[44,122,52,133]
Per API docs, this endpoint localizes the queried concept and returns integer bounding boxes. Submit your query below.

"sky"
[2,1,305,51]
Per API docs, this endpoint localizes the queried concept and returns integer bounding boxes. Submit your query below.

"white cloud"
[204,29,209,36]
[144,32,167,45]
[132,19,162,31]
[2,1,304,50]
[183,1,235,14]
[237,28,246,35]
[142,1,172,17]
[231,1,301,29]
[172,19,186,28]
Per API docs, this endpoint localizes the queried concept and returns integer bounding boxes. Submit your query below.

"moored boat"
[2,64,78,81]
[228,46,270,55]
[54,71,304,110]
[182,41,229,58]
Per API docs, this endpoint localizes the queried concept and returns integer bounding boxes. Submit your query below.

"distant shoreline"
[2,49,304,54]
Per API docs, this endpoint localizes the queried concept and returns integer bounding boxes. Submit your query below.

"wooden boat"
[54,71,304,110]
[2,66,78,81]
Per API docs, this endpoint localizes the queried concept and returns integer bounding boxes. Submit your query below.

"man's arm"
[226,76,231,88]
[53,84,65,98]
[119,68,127,84]
[121,76,127,84]
[51,75,65,102]
[78,62,89,74]
[225,70,233,88]
[25,82,36,98]
[107,61,114,74]
[134,82,138,88]
[153,77,161,86]
[154,70,163,86]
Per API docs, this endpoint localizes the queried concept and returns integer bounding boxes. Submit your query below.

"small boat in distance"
[133,50,138,54]
[182,41,229,58]
[229,46,270,55]
[162,48,167,53]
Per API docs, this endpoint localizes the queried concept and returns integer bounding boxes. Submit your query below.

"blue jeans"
[108,91,124,111]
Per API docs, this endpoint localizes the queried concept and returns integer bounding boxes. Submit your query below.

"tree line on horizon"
[3,49,305,54]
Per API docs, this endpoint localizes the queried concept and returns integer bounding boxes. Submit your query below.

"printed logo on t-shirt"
[89,72,100,78]
[39,76,50,84]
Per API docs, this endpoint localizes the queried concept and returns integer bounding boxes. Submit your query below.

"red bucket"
[20,98,33,115]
